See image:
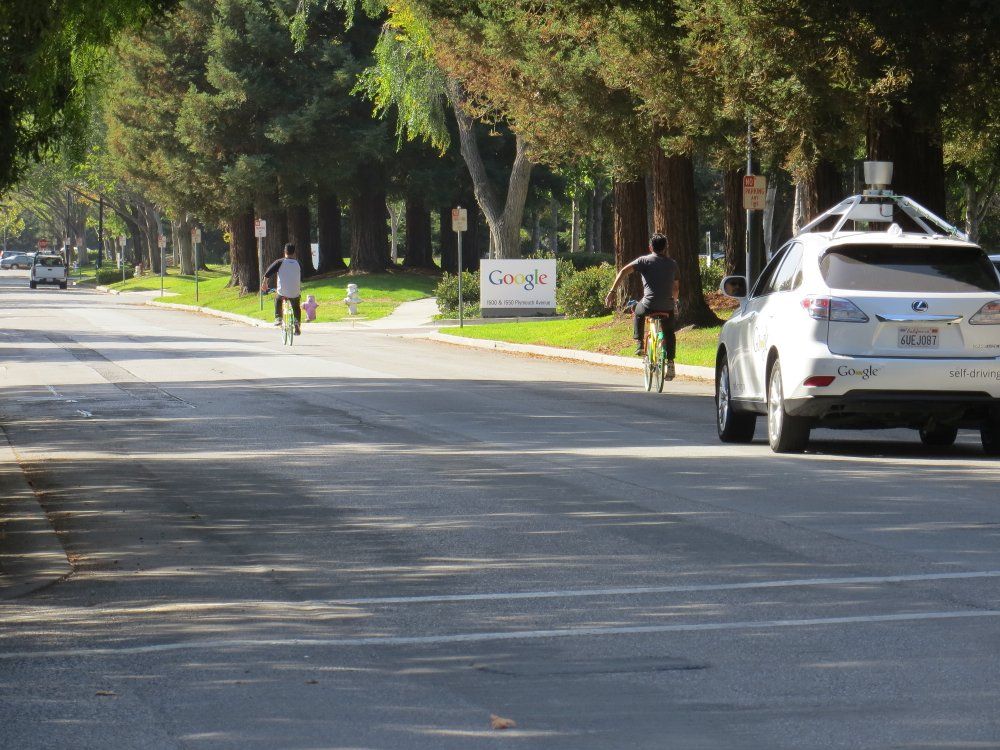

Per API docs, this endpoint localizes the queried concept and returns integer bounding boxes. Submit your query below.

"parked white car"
[30,254,68,289]
[716,170,1000,455]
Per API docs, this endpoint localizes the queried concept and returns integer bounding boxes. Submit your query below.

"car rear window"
[37,256,64,268]
[820,245,1000,293]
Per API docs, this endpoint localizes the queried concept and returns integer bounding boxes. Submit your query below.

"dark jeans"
[275,295,301,325]
[634,303,676,360]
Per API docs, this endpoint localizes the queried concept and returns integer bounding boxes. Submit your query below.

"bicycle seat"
[645,311,675,319]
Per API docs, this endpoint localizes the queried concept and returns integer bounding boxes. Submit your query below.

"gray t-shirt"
[633,253,679,309]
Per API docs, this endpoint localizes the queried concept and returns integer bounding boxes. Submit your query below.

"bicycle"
[628,301,673,393]
[281,297,295,346]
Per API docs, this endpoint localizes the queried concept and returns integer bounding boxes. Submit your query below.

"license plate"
[898,326,939,348]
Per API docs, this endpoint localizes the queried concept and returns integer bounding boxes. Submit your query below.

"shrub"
[95,265,135,285]
[435,270,480,317]
[557,262,616,317]
[564,252,614,271]
[700,259,726,294]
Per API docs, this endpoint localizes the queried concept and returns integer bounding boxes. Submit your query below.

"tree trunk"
[723,168,746,276]
[316,192,345,274]
[287,203,314,277]
[439,205,458,273]
[448,82,532,259]
[403,193,434,269]
[387,201,403,264]
[570,196,580,253]
[257,199,287,267]
[350,168,389,274]
[585,189,595,253]
[549,194,559,253]
[144,207,161,274]
[793,159,842,231]
[651,148,720,327]
[594,178,605,254]
[228,209,257,294]
[866,103,946,217]
[177,217,194,275]
[612,179,647,307]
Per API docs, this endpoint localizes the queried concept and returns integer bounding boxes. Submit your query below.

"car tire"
[59,282,67,290]
[716,357,756,443]
[28,281,37,289]
[981,418,1000,457]
[919,424,958,448]
[767,360,810,453]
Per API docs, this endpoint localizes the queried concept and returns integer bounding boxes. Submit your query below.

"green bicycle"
[642,314,670,392]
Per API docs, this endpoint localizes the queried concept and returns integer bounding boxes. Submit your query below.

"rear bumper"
[778,352,1000,428]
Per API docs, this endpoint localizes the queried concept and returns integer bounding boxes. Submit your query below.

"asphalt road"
[2,271,999,749]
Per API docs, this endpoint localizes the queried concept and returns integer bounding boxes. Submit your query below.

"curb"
[0,425,72,599]
[425,331,715,381]
[148,299,271,327]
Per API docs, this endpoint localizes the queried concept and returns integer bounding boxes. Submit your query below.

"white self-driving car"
[715,164,1000,454]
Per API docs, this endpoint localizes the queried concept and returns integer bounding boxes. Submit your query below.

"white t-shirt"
[264,257,301,298]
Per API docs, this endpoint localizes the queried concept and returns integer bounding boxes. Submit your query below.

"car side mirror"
[720,275,747,299]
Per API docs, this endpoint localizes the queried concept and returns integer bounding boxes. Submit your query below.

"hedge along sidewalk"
[98,266,440,323]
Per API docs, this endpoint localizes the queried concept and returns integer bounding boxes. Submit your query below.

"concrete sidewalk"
[0,424,71,599]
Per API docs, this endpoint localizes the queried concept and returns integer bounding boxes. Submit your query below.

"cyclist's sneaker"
[294,325,301,336]
[634,342,644,356]
[666,360,676,380]
[273,318,282,326]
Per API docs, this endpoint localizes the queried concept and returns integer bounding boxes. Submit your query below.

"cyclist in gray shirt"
[605,233,680,373]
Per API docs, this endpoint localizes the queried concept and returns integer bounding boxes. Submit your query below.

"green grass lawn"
[103,265,439,322]
[442,314,724,368]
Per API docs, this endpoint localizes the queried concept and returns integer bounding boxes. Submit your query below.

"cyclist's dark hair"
[283,243,296,256]
[650,233,668,254]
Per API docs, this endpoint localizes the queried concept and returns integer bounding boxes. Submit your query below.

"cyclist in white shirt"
[261,243,302,335]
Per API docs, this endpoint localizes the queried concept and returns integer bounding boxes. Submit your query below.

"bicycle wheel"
[643,347,653,390]
[644,329,658,391]
[655,340,666,392]
[283,302,294,346]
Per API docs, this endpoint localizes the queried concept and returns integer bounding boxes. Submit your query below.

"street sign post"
[452,207,468,328]
[158,234,167,297]
[191,227,202,302]
[118,235,126,284]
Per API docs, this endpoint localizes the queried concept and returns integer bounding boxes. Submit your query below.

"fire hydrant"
[344,283,362,315]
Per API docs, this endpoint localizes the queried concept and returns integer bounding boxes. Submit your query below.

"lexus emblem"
[912,300,929,312]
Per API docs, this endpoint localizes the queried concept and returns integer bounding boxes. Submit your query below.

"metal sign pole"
[457,229,464,328]
[257,236,264,311]
[160,241,165,298]
[195,240,199,302]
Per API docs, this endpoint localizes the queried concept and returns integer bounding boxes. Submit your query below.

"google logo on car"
[487,269,550,291]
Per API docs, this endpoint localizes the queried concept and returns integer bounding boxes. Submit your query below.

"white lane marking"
[334,569,1000,605]
[2,609,998,661]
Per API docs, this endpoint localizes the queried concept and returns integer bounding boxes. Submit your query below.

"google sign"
[480,259,557,317]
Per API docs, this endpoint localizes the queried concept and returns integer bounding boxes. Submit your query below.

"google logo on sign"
[487,269,550,291]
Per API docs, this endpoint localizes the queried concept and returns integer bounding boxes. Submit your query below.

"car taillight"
[802,296,869,323]
[969,301,1000,325]
[803,375,836,387]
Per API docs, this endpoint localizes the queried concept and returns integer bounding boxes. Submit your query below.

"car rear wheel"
[28,281,36,289]
[716,358,756,443]
[767,360,810,453]
[981,417,1000,457]
[59,282,67,290]
[919,424,958,448]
